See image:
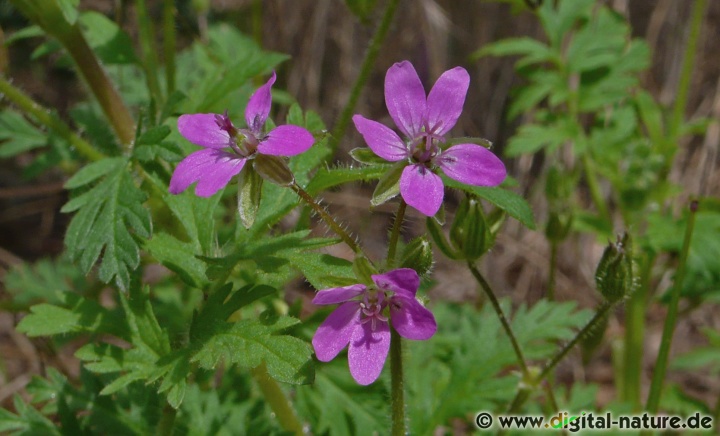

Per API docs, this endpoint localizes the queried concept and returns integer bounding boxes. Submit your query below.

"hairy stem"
[669,0,708,138]
[547,241,558,300]
[136,0,163,105]
[387,200,407,268]
[622,254,654,409]
[390,328,405,436]
[251,363,304,435]
[0,77,105,162]
[163,0,176,95]
[328,0,400,152]
[646,200,699,413]
[467,262,529,375]
[156,402,177,436]
[539,300,615,381]
[291,182,362,254]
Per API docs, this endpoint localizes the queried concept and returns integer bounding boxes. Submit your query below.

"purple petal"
[169,149,246,197]
[390,296,437,340]
[312,284,366,305]
[352,115,408,162]
[178,114,231,149]
[399,164,444,216]
[436,144,507,186]
[371,268,420,298]
[257,125,314,157]
[348,320,390,385]
[312,302,361,362]
[385,61,427,138]
[245,72,276,133]
[425,67,470,136]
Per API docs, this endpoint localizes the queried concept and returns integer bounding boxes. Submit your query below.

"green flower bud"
[449,196,491,260]
[595,232,634,303]
[545,211,573,242]
[253,154,294,186]
[237,164,263,229]
[399,236,433,277]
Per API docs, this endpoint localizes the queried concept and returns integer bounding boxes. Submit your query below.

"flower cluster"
[353,61,506,216]
[311,268,436,385]
[170,63,506,384]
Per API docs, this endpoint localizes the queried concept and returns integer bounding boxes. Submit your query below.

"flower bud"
[399,236,433,277]
[545,211,572,242]
[595,232,634,303]
[449,196,491,260]
[253,154,294,186]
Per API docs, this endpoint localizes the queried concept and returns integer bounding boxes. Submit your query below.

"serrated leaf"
[289,252,356,289]
[0,110,48,157]
[506,121,578,156]
[63,157,126,189]
[305,164,388,196]
[136,125,172,146]
[62,158,152,289]
[145,232,209,288]
[474,37,556,65]
[16,292,128,338]
[442,177,536,229]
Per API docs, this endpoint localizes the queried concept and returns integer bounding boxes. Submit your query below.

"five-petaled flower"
[169,72,314,197]
[353,61,507,216]
[312,268,436,385]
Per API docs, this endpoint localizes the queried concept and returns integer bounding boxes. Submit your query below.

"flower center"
[359,292,388,331]
[408,129,444,166]
[214,112,261,158]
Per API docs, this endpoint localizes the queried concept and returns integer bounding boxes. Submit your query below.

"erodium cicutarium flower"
[169,72,314,197]
[352,61,507,216]
[312,268,436,385]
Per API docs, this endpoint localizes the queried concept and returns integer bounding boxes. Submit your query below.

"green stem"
[156,402,177,436]
[386,200,407,268]
[328,0,400,152]
[291,182,362,254]
[136,0,163,106]
[548,241,557,300]
[162,0,176,95]
[251,0,263,46]
[646,200,699,413]
[390,328,405,436]
[669,0,707,138]
[467,262,529,376]
[538,300,615,381]
[250,363,304,435]
[581,154,610,221]
[622,253,654,409]
[0,77,105,161]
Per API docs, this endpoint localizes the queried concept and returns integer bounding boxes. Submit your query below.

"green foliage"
[62,157,152,290]
[0,110,48,157]
[3,255,88,307]
[442,177,536,229]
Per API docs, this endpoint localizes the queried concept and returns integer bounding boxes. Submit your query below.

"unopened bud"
[595,232,634,303]
[253,154,294,186]
[545,211,572,242]
[399,236,433,277]
[450,196,490,260]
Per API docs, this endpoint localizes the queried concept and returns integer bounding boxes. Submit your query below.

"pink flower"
[352,61,506,216]
[169,72,314,196]
[311,268,436,385]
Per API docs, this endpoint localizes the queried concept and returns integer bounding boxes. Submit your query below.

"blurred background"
[1,0,718,413]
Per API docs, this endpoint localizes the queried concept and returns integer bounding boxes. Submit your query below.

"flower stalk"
[163,0,177,95]
[390,328,405,436]
[646,200,699,413]
[250,363,304,435]
[387,200,407,268]
[291,182,362,254]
